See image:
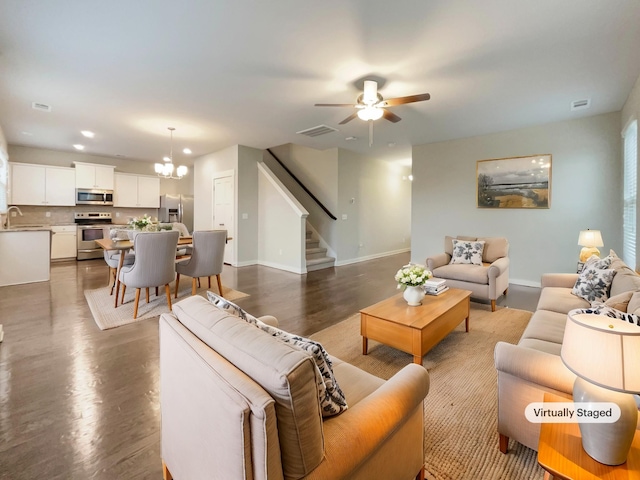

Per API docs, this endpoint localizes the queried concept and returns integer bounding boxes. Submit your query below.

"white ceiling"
[1,0,639,165]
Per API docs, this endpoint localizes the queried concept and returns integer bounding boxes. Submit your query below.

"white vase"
[403,286,426,306]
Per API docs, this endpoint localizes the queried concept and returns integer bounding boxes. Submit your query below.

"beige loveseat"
[159,296,430,480]
[426,236,509,311]
[494,254,640,453]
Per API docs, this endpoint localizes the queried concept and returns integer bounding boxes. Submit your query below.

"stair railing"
[266,148,337,221]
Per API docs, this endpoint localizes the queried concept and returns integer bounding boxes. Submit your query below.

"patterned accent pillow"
[583,254,613,271]
[571,305,640,327]
[571,267,616,303]
[450,239,485,266]
[206,291,347,417]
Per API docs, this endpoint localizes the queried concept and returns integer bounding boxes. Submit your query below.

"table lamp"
[578,229,604,262]
[561,312,640,465]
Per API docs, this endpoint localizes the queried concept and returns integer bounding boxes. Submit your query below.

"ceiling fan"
[315,80,431,145]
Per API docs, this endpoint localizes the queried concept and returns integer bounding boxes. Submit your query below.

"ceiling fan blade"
[382,93,431,106]
[315,103,355,107]
[382,110,402,123]
[339,112,359,125]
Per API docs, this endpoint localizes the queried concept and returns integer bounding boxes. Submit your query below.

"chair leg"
[120,284,127,305]
[415,465,425,480]
[174,273,181,299]
[162,460,173,480]
[216,274,223,297]
[191,278,197,296]
[156,286,159,297]
[146,287,150,303]
[165,284,173,311]
[133,288,141,319]
[504,287,509,296]
[208,276,211,288]
[197,277,201,288]
[109,268,116,295]
[499,433,509,453]
[491,299,496,312]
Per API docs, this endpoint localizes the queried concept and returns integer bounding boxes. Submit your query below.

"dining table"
[96,236,194,307]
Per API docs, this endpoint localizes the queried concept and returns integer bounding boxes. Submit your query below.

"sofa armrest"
[488,257,510,279]
[308,364,429,479]
[494,341,575,393]
[541,273,579,289]
[427,252,450,270]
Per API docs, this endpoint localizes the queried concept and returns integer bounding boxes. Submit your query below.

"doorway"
[213,171,235,265]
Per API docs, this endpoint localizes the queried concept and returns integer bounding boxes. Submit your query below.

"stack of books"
[424,278,448,296]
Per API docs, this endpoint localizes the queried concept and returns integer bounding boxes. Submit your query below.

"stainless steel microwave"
[76,188,114,205]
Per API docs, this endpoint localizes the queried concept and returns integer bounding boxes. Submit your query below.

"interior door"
[213,174,234,264]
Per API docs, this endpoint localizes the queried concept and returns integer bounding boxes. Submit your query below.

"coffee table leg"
[362,336,368,355]
[465,298,470,332]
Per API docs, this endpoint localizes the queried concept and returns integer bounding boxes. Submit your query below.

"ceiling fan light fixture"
[357,106,384,121]
[362,80,378,104]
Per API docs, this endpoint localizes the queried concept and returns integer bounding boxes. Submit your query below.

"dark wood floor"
[0,252,540,479]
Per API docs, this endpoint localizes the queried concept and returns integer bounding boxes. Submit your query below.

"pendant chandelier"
[154,127,188,179]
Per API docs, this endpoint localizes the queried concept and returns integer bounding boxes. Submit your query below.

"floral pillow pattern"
[206,291,347,417]
[450,239,485,266]
[571,305,640,327]
[583,254,613,271]
[571,267,616,303]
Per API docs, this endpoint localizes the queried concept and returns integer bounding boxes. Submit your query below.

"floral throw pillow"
[571,267,616,303]
[450,239,485,266]
[583,254,613,271]
[571,305,640,327]
[206,291,347,417]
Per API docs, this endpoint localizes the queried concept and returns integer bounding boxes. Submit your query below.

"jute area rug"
[84,282,249,330]
[311,303,543,480]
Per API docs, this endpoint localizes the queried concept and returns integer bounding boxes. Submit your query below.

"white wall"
[621,73,640,271]
[337,149,412,264]
[237,146,261,265]
[412,111,622,285]
[258,163,308,273]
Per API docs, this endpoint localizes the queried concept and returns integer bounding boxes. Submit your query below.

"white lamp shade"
[154,163,164,174]
[561,313,640,393]
[357,106,384,121]
[176,165,188,178]
[578,229,604,247]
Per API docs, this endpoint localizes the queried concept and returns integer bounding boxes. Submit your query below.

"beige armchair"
[427,236,509,311]
[160,296,430,480]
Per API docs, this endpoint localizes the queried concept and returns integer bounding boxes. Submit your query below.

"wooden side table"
[538,392,640,479]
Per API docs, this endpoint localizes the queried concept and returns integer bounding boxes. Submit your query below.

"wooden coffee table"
[360,288,472,364]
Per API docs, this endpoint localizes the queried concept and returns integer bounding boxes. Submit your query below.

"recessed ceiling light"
[73,144,85,150]
[21,131,33,136]
[81,130,95,138]
[163,156,171,162]
[345,136,357,141]
[388,142,396,148]
[182,148,192,154]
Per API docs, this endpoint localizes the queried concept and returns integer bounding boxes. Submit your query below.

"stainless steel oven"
[75,212,113,260]
[76,188,114,206]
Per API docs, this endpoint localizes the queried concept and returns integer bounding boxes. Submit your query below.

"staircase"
[305,228,335,272]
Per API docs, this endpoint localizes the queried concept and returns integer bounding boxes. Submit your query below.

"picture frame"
[476,154,551,208]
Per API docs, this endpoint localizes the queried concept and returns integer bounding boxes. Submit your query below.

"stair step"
[305,238,319,249]
[306,230,313,239]
[306,256,336,272]
[306,247,327,260]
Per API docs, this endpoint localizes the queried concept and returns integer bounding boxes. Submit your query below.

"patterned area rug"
[311,303,543,480]
[85,281,249,330]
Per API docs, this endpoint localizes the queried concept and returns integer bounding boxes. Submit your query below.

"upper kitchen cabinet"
[10,163,76,206]
[114,173,160,208]
[74,162,115,190]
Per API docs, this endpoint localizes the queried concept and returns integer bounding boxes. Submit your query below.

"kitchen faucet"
[3,206,23,229]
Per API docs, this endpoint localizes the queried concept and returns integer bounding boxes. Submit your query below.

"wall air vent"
[571,99,591,111]
[296,124,338,137]
[32,102,52,112]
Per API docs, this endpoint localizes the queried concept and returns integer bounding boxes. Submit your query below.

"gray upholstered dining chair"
[103,249,135,295]
[174,230,226,298]
[117,230,180,318]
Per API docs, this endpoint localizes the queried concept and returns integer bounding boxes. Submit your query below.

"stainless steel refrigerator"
[159,194,194,233]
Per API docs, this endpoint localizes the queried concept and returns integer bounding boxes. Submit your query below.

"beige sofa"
[159,296,430,480]
[494,255,640,453]
[426,236,509,311]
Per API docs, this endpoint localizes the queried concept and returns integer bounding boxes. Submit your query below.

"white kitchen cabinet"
[74,162,115,189]
[51,225,77,260]
[10,163,76,206]
[114,173,160,208]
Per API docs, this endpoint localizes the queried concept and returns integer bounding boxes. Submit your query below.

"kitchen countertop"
[0,226,53,232]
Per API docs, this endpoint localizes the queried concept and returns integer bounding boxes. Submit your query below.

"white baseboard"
[234,260,258,267]
[509,278,541,288]
[335,248,411,267]
[257,260,306,274]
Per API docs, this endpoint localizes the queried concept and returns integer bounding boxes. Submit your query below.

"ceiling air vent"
[32,102,52,112]
[296,124,338,137]
[571,99,591,111]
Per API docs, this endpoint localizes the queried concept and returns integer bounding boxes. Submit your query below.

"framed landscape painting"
[476,154,551,208]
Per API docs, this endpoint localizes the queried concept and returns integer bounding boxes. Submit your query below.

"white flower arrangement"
[395,264,432,289]
[128,214,154,230]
